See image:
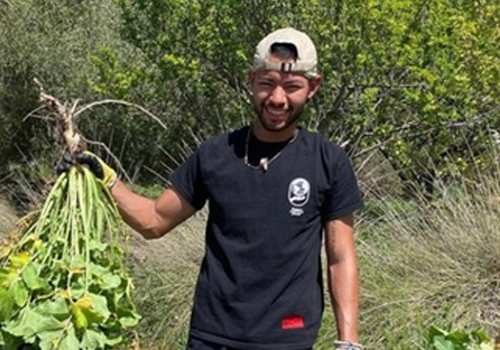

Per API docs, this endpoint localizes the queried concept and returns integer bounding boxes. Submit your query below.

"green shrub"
[419,324,494,350]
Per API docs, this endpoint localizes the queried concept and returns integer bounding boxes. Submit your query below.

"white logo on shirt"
[288,178,310,208]
[289,208,304,216]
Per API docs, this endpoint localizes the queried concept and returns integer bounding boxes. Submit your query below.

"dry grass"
[356,178,500,349]
[0,194,18,234]
[126,211,206,350]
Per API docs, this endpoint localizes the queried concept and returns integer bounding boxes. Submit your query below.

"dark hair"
[270,43,298,61]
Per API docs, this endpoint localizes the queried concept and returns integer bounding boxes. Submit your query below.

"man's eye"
[260,81,273,86]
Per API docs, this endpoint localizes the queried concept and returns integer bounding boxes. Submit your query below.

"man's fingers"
[62,152,73,163]
[54,152,73,175]
[54,161,71,175]
[55,152,108,183]
[75,153,105,179]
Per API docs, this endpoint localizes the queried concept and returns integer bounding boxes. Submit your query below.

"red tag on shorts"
[281,315,305,329]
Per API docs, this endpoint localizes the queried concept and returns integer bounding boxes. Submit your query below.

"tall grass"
[0,195,17,235]
[127,211,206,350]
[356,176,500,349]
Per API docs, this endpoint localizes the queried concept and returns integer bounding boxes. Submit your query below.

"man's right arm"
[111,179,197,239]
[65,151,197,239]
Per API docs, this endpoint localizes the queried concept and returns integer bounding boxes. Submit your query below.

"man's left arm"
[324,213,360,345]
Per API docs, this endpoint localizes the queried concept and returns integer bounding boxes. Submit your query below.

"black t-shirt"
[170,126,363,350]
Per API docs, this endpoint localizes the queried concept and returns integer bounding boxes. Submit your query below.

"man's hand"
[56,151,117,188]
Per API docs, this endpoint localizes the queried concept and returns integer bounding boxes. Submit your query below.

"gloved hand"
[56,151,117,188]
[334,341,363,350]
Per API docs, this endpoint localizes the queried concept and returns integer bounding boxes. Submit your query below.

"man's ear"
[307,75,322,99]
[248,70,256,84]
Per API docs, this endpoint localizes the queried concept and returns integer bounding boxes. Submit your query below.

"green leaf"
[0,267,18,287]
[81,325,123,347]
[447,330,470,347]
[433,336,455,350]
[71,294,111,329]
[105,335,123,346]
[88,263,108,276]
[119,315,140,328]
[71,302,89,330]
[88,240,108,252]
[88,294,110,322]
[100,273,121,290]
[38,330,65,350]
[427,325,448,341]
[9,252,30,267]
[67,256,86,270]
[81,328,108,349]
[71,288,86,300]
[32,313,66,335]
[4,306,66,339]
[4,307,36,338]
[58,325,80,350]
[11,281,29,307]
[22,263,44,290]
[35,298,70,320]
[0,287,14,321]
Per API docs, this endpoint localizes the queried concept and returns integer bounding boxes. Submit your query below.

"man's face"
[249,56,321,133]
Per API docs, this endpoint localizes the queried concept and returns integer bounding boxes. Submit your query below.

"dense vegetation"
[1,0,500,349]
[1,0,499,192]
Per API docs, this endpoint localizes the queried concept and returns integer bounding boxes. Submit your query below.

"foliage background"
[1,0,499,191]
[1,0,500,349]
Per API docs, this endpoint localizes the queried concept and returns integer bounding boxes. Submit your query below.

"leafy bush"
[2,0,500,192]
[111,0,500,192]
[0,0,155,186]
[419,325,494,350]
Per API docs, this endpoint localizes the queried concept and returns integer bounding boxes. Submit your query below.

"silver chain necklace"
[243,127,299,172]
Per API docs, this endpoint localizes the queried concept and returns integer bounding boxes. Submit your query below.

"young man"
[73,28,363,350]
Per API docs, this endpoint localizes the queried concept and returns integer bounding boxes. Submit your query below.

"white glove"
[334,340,364,350]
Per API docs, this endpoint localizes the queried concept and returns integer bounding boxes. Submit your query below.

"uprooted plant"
[0,80,142,349]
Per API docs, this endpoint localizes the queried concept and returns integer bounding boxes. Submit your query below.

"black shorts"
[186,336,313,350]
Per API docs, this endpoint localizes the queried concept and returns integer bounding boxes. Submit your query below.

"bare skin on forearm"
[325,215,359,343]
[110,180,196,239]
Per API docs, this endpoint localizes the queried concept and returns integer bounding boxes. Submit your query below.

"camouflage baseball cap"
[252,27,318,79]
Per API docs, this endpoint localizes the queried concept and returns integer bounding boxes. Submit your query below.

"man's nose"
[269,86,287,106]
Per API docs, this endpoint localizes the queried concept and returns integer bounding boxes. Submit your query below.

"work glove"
[334,341,363,350]
[56,151,118,188]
